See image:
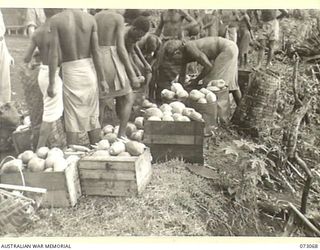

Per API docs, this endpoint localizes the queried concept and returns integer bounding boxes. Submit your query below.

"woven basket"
[232,69,281,137]
[0,157,39,234]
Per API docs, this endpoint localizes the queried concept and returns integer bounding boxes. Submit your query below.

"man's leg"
[231,89,242,106]
[244,53,248,68]
[36,121,53,149]
[88,128,101,145]
[115,92,134,138]
[266,40,275,68]
[256,39,266,69]
[99,98,106,128]
[144,71,152,98]
[66,132,79,146]
[239,52,244,68]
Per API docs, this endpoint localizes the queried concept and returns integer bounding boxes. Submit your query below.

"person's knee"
[124,92,135,105]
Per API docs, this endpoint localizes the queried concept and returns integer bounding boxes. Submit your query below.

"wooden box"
[143,121,204,164]
[12,128,33,154]
[0,160,81,208]
[78,149,152,197]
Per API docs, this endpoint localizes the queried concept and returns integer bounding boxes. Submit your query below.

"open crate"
[0,160,81,208]
[143,120,204,164]
[78,149,152,197]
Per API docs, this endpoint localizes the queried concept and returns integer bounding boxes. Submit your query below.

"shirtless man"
[125,17,152,99]
[95,9,140,139]
[201,9,220,37]
[155,9,197,41]
[48,9,107,146]
[164,37,241,106]
[255,9,288,69]
[152,10,197,103]
[24,8,63,149]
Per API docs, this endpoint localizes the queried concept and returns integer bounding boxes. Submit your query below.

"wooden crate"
[12,128,33,154]
[78,149,152,197]
[143,121,204,164]
[0,161,81,208]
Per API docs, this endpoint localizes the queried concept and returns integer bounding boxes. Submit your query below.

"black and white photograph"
[0,5,320,241]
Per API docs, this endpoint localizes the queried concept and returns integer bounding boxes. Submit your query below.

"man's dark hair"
[132,16,150,33]
[43,8,62,18]
[141,10,151,17]
[123,9,142,21]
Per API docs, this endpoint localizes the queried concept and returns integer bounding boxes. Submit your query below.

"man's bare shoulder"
[50,12,67,26]
[96,11,123,22]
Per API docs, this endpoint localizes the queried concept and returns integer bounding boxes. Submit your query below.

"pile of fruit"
[64,123,147,157]
[188,79,228,104]
[161,83,189,101]
[89,139,146,157]
[0,147,79,174]
[142,102,204,122]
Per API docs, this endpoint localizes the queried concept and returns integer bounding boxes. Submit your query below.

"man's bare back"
[95,10,122,46]
[95,9,138,85]
[29,24,52,65]
[50,9,95,62]
[187,37,226,60]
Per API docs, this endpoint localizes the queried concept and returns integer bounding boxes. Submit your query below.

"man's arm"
[48,19,60,98]
[185,44,212,83]
[178,63,187,85]
[90,17,107,93]
[243,14,255,40]
[202,18,214,30]
[115,15,139,88]
[134,43,152,73]
[23,35,37,63]
[180,10,197,31]
[25,9,37,37]
[154,13,164,37]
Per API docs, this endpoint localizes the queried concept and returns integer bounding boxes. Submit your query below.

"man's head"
[43,8,62,19]
[123,9,142,24]
[145,34,161,53]
[128,16,150,42]
[164,40,184,61]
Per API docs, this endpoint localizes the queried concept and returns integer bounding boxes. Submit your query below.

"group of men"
[1,9,289,150]
[22,9,153,149]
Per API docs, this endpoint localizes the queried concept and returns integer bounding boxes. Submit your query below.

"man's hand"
[99,80,109,95]
[131,76,141,89]
[47,84,56,98]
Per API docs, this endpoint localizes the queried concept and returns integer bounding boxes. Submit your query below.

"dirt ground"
[2,26,319,237]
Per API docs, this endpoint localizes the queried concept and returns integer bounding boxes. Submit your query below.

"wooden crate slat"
[64,161,82,207]
[79,155,138,162]
[143,134,203,145]
[81,179,138,196]
[135,152,152,193]
[78,159,135,171]
[0,171,67,191]
[42,190,71,208]
[144,121,204,136]
[79,169,136,181]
